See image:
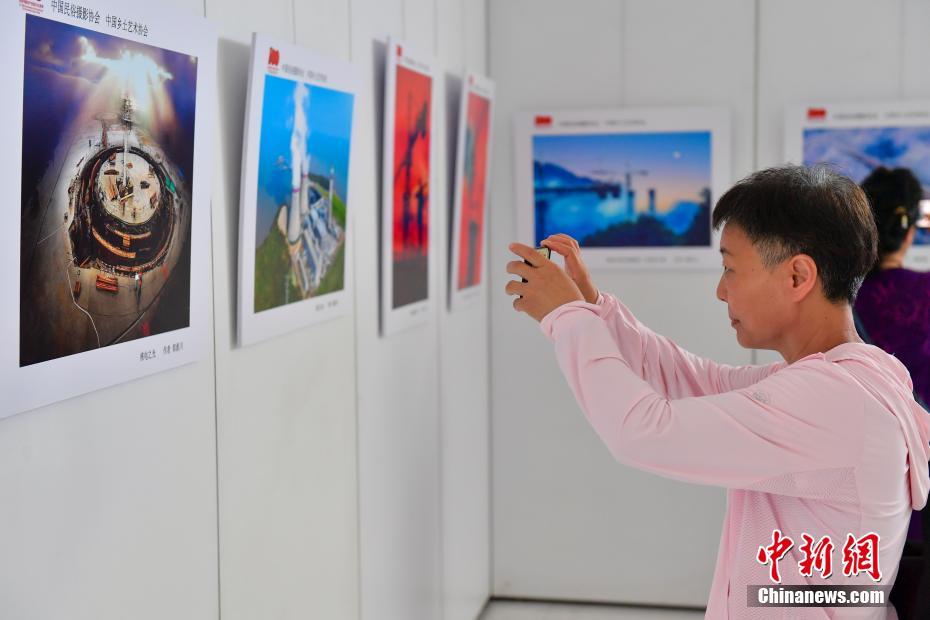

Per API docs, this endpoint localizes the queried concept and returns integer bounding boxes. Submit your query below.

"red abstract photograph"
[391,64,432,309]
[457,92,490,290]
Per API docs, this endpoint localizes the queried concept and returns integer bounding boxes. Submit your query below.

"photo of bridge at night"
[532,131,713,248]
[19,15,198,366]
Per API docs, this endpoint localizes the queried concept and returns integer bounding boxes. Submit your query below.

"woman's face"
[716,224,793,350]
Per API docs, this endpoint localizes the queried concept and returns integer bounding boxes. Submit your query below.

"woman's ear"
[789,254,818,301]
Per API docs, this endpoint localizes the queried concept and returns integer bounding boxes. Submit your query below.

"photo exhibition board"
[237,33,359,346]
[785,101,930,269]
[381,37,436,335]
[0,0,216,418]
[449,72,494,311]
[513,107,731,270]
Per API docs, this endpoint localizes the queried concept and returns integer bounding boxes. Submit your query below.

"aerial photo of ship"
[20,14,198,367]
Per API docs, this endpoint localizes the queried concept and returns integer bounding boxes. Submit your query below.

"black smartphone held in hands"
[522,246,551,283]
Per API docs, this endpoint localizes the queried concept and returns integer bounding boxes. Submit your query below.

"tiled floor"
[480,600,705,619]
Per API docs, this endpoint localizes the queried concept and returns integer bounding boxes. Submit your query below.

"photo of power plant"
[19,14,198,367]
[253,74,353,313]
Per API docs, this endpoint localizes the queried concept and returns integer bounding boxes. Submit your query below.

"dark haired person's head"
[860,166,923,268]
[711,165,877,351]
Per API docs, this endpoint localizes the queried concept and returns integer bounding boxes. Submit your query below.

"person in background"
[855,167,929,410]
[854,166,930,617]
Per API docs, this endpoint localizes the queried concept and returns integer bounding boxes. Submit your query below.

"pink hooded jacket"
[539,291,930,619]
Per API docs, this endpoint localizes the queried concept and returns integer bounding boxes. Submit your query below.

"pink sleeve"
[590,291,784,398]
[539,302,863,490]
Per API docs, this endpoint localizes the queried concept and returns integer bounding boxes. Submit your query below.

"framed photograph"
[514,106,731,270]
[785,101,930,268]
[449,72,494,311]
[381,37,435,335]
[237,33,358,346]
[1,0,215,418]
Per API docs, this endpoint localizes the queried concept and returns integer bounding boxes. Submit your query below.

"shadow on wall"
[372,38,386,334]
[444,70,462,286]
[216,37,251,347]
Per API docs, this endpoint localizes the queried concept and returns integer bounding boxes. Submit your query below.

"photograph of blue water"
[803,126,930,245]
[532,131,713,248]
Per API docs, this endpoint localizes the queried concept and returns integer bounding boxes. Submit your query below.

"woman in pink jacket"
[506,165,930,619]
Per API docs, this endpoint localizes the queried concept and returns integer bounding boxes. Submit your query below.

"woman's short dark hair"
[711,164,877,304]
[860,166,923,261]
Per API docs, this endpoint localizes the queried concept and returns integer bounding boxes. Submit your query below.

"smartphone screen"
[522,246,551,282]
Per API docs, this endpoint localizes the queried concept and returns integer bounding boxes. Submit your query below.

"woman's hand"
[541,234,598,304]
[505,242,584,322]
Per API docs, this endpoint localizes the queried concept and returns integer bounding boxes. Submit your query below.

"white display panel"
[1,0,216,418]
[785,101,930,269]
[380,37,436,336]
[237,33,359,345]
[514,106,731,270]
[449,72,494,311]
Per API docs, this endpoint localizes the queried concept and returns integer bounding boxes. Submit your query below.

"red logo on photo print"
[268,47,280,68]
[397,45,403,57]
[534,115,553,127]
[19,0,44,14]
[807,107,827,121]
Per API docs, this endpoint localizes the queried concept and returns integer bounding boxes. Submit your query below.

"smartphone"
[522,246,551,283]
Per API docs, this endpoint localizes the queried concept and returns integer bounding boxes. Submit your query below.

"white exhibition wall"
[489,0,930,607]
[0,1,489,620]
[5,0,928,617]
